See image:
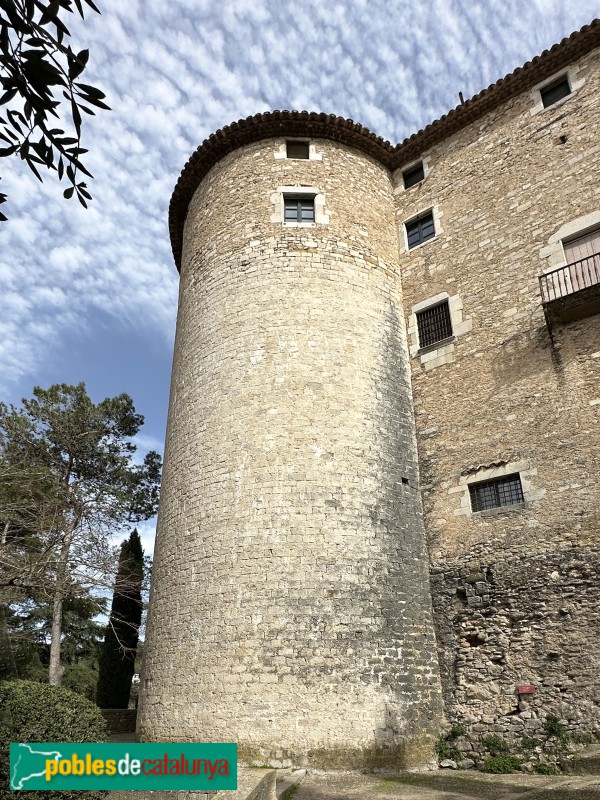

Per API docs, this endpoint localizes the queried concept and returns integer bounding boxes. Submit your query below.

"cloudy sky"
[1,0,598,553]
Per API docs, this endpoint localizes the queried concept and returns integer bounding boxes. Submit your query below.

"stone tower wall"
[138,138,444,768]
[394,44,600,760]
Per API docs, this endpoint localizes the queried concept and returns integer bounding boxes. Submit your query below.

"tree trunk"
[48,526,75,686]
[48,591,63,685]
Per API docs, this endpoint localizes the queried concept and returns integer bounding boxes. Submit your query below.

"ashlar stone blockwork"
[138,138,444,769]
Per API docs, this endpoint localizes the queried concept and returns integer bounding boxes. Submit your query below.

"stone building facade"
[139,19,600,769]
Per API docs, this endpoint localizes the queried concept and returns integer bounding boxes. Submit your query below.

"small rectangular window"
[416,301,453,348]
[286,140,310,159]
[284,196,315,223]
[469,474,524,512]
[540,76,571,108]
[403,162,424,190]
[406,211,435,249]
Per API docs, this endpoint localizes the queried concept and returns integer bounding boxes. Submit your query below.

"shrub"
[62,662,99,702]
[435,736,460,761]
[544,714,569,740]
[0,679,107,799]
[447,723,466,740]
[482,734,510,756]
[534,762,560,775]
[481,755,522,774]
[521,736,540,751]
[435,722,466,761]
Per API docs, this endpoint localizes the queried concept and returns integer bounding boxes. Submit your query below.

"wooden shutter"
[564,228,600,293]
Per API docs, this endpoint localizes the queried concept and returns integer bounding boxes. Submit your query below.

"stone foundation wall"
[431,543,600,767]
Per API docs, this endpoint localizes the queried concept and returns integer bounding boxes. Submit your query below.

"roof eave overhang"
[169,18,600,272]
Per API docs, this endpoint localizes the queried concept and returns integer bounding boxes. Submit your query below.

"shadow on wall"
[490,327,561,388]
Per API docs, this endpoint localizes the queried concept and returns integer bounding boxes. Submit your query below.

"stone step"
[276,768,306,798]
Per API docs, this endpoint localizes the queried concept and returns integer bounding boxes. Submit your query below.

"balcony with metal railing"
[539,251,600,327]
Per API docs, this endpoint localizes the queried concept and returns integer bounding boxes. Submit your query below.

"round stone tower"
[138,112,444,769]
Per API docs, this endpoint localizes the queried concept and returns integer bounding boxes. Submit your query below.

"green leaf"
[31,139,51,165]
[7,110,24,134]
[1,127,19,141]
[63,185,74,198]
[0,0,31,34]
[77,94,110,111]
[68,52,87,80]
[53,14,70,40]
[23,56,65,90]
[0,87,18,105]
[0,23,9,53]
[74,81,103,98]
[67,154,92,177]
[25,155,44,182]
[39,1,61,26]
[71,99,81,135]
[0,127,19,141]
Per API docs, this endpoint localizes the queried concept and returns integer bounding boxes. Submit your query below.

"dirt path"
[291,770,600,800]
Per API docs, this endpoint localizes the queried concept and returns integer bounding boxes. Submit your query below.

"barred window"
[416,301,453,348]
[540,76,571,108]
[403,161,424,190]
[469,474,525,512]
[284,197,315,223]
[406,211,435,248]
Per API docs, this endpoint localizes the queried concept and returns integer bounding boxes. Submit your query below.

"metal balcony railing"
[539,252,600,304]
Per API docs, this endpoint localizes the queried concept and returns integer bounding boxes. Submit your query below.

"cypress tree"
[97,530,144,708]
[0,604,17,681]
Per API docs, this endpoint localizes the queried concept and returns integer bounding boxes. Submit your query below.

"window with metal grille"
[416,301,453,348]
[469,474,525,512]
[403,162,424,190]
[406,211,435,249]
[284,197,315,223]
[540,76,571,108]
[286,140,310,159]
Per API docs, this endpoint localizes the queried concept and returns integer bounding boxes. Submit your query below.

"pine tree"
[96,530,144,708]
[0,383,161,685]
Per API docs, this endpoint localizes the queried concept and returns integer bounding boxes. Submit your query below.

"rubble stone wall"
[395,45,600,754]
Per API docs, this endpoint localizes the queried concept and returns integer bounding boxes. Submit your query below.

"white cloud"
[1,0,598,408]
